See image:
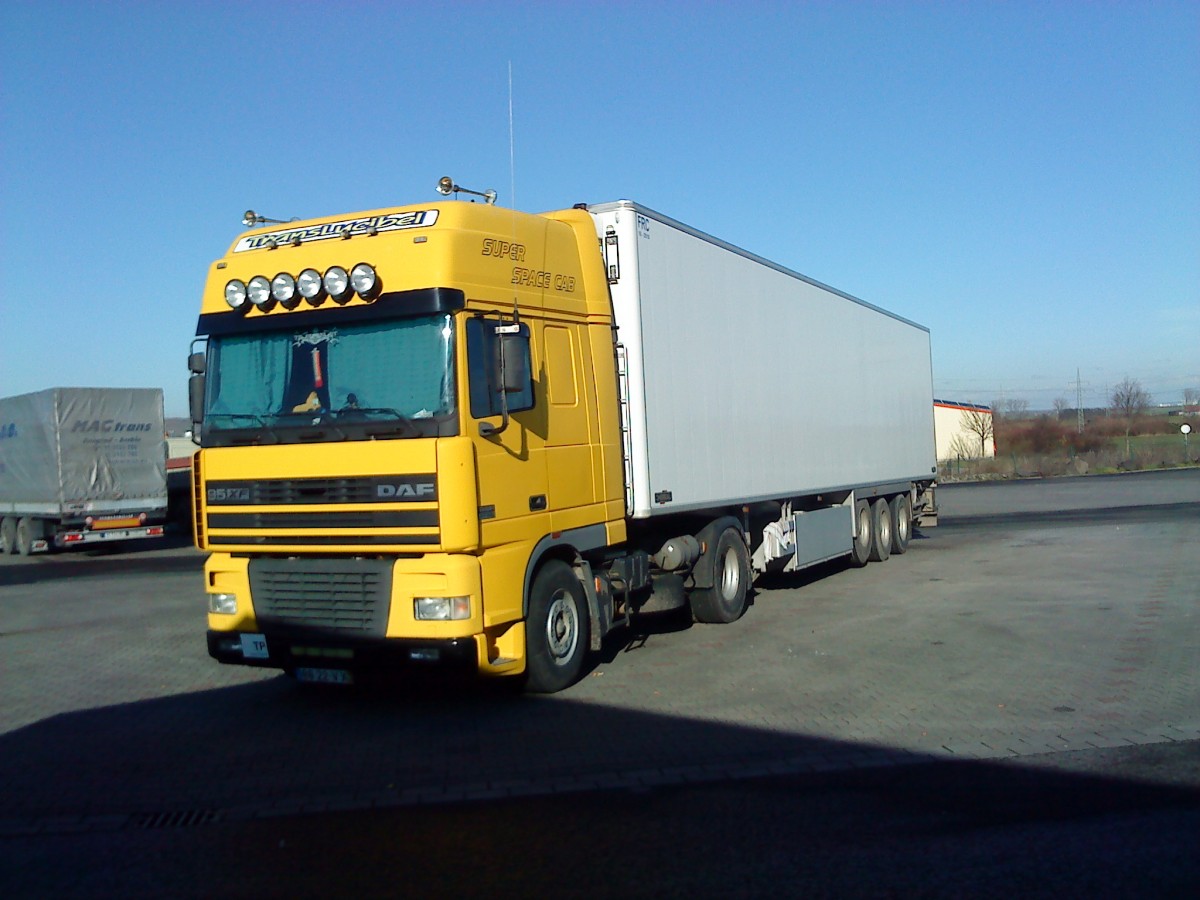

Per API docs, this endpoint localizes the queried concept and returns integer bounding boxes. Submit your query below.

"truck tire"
[849,500,872,567]
[15,517,40,557]
[690,526,751,624]
[0,517,16,555]
[525,560,590,693]
[889,494,912,555]
[868,498,891,562]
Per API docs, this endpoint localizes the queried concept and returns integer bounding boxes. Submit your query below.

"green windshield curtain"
[209,332,292,417]
[324,318,453,416]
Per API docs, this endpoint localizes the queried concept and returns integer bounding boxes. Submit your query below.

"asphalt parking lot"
[2,469,1198,896]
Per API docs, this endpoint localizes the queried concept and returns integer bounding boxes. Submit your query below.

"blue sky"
[2,1,1196,417]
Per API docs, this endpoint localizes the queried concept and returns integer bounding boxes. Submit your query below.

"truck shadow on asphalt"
[1,676,1198,895]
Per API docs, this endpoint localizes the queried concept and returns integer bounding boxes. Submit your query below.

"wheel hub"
[545,591,578,664]
[719,546,741,600]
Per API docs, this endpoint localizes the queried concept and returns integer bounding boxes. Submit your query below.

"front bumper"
[207,628,479,674]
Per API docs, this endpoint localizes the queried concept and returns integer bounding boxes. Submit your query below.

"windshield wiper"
[209,412,268,426]
[335,406,420,435]
[334,405,404,418]
[205,412,283,444]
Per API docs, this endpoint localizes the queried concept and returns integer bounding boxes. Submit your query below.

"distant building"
[934,399,995,461]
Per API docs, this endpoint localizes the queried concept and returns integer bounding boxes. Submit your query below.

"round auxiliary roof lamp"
[435,176,497,205]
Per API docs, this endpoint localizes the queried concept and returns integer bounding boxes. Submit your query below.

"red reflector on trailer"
[63,534,84,543]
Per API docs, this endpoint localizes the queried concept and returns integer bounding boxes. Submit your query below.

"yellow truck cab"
[192,185,936,692]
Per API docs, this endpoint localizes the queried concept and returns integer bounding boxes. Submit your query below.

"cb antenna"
[435,177,497,205]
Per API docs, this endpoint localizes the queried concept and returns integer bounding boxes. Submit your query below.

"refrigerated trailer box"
[192,193,936,692]
[0,388,168,554]
[594,202,935,519]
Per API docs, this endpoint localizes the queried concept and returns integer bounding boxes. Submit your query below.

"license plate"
[294,667,353,685]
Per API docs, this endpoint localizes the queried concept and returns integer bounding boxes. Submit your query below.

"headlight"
[208,592,238,615]
[271,272,298,308]
[224,279,248,311]
[247,275,273,308]
[414,596,471,621]
[351,262,380,300]
[323,266,352,303]
[297,268,325,304]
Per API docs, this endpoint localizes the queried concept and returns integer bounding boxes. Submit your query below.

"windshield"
[203,314,457,444]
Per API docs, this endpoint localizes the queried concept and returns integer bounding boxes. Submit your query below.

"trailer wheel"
[0,517,16,555]
[889,494,912,555]
[525,560,590,693]
[849,500,872,567]
[15,517,40,557]
[691,526,751,624]
[868,499,891,562]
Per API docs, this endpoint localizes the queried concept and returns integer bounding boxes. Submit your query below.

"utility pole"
[1075,368,1084,434]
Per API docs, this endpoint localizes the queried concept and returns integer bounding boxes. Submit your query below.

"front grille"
[206,475,437,505]
[249,557,392,636]
[203,473,441,548]
[252,478,376,504]
[209,510,438,529]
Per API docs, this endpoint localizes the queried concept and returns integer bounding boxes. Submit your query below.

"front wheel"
[525,560,590,693]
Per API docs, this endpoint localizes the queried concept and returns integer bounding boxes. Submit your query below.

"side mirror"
[189,372,206,429]
[188,352,206,375]
[479,321,531,438]
[498,329,530,394]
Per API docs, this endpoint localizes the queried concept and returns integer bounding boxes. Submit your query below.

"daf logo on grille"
[377,483,435,499]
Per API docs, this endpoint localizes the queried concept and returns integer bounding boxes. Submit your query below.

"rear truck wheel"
[849,499,872,567]
[0,517,16,555]
[15,517,40,556]
[889,494,912,555]
[525,560,590,693]
[690,526,751,624]
[868,498,891,562]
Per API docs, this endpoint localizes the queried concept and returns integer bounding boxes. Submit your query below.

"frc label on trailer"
[233,210,440,252]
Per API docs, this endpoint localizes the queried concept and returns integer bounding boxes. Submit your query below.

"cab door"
[466,313,549,548]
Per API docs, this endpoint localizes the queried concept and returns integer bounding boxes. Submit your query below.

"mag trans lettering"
[190,181,936,692]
